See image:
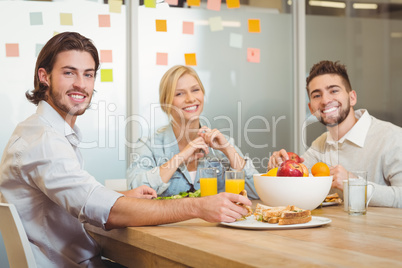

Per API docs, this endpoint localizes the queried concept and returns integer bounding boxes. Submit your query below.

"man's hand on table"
[195,192,252,223]
[120,185,157,199]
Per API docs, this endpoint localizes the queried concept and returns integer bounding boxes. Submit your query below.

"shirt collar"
[37,101,82,146]
[326,109,371,147]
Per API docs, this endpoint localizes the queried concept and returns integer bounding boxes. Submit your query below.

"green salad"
[156,189,201,200]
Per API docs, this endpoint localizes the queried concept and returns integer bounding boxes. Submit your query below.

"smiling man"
[0,32,252,267]
[269,60,402,208]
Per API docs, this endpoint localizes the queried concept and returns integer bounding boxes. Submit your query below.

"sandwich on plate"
[254,204,312,225]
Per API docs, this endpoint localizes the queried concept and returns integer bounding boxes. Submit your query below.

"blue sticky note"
[35,44,45,57]
[30,12,43,26]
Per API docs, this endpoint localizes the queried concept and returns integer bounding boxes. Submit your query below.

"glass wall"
[130,0,296,172]
[304,0,402,146]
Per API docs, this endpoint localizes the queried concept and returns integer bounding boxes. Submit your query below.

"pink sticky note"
[207,0,221,11]
[183,21,194,35]
[156,53,168,65]
[165,0,179,5]
[6,43,19,57]
[247,48,260,63]
[100,50,113,63]
[98,15,111,27]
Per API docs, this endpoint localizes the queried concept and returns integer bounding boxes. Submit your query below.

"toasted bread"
[278,215,312,225]
[254,204,312,225]
[236,190,253,221]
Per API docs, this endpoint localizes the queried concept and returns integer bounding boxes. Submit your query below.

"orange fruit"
[262,167,278,176]
[311,162,330,177]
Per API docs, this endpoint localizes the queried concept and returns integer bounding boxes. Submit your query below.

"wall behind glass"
[134,4,294,172]
[305,13,402,146]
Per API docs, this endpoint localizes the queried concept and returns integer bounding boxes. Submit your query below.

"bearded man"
[269,60,402,208]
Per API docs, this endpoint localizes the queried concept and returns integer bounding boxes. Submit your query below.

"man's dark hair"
[26,32,100,105]
[306,60,352,95]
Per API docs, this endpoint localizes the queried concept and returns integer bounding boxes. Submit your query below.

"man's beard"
[319,100,351,127]
[48,85,91,116]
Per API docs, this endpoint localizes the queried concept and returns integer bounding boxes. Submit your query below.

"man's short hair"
[306,60,352,96]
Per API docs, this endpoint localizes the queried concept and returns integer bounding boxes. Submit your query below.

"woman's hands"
[198,126,230,151]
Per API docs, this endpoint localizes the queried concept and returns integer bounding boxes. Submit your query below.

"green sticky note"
[35,44,45,57]
[30,12,43,25]
[101,69,113,82]
[145,0,156,8]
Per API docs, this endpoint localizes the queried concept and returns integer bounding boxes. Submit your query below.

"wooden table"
[85,201,402,267]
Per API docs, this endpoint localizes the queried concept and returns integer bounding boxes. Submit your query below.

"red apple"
[287,152,301,163]
[277,160,303,177]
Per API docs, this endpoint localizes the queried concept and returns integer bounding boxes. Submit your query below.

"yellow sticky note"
[155,20,167,32]
[109,0,122,13]
[187,0,201,6]
[60,13,73,26]
[101,69,113,82]
[145,0,156,8]
[184,53,197,66]
[226,0,240,9]
[248,19,261,33]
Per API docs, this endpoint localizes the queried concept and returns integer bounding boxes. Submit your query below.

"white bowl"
[253,174,332,211]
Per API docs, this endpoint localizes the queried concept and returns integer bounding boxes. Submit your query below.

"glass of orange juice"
[225,170,245,194]
[200,168,218,197]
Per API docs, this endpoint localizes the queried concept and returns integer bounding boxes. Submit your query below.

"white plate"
[322,201,340,207]
[220,216,331,230]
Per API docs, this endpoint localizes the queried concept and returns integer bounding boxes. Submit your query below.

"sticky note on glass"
[248,19,261,33]
[100,50,113,63]
[144,0,156,8]
[185,53,197,66]
[156,53,168,65]
[183,21,194,35]
[30,12,43,25]
[155,20,167,32]
[109,0,122,13]
[209,16,223,32]
[98,15,111,27]
[229,33,243,48]
[35,44,44,57]
[207,0,221,11]
[247,48,260,63]
[226,0,240,9]
[187,0,201,6]
[60,13,73,26]
[165,0,179,5]
[101,69,113,82]
[5,44,19,57]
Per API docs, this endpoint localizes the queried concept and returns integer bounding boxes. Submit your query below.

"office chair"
[0,203,37,268]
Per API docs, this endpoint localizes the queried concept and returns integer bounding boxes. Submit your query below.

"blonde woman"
[127,65,259,199]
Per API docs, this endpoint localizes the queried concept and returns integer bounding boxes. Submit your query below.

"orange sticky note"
[5,43,19,57]
[184,53,197,66]
[226,0,240,9]
[165,0,179,5]
[155,20,167,32]
[248,19,261,33]
[60,13,73,25]
[156,53,168,65]
[247,48,260,63]
[207,0,221,11]
[100,50,113,63]
[98,15,111,27]
[183,21,194,35]
[187,0,201,6]
[101,69,113,82]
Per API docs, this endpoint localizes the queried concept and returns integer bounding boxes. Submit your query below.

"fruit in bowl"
[253,174,332,211]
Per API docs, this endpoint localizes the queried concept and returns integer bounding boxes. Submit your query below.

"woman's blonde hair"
[159,65,205,121]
